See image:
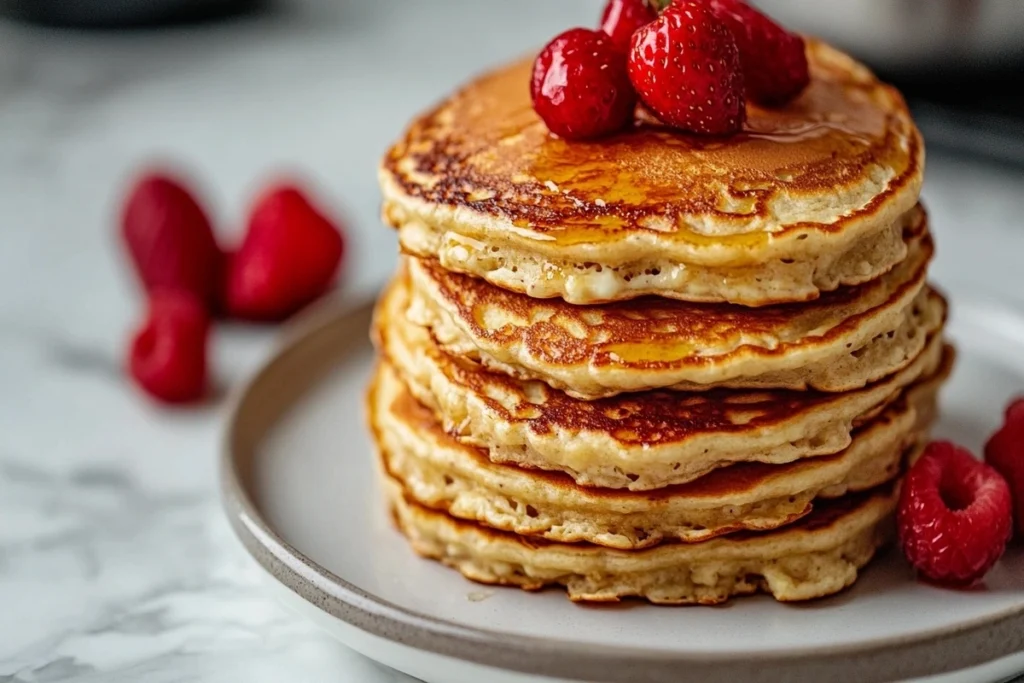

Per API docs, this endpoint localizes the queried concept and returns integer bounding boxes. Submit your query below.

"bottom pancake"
[370,360,945,549]
[385,475,898,605]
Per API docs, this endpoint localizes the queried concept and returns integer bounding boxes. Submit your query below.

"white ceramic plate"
[222,295,1024,683]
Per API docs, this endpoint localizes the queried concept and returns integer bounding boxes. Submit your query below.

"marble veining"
[1,0,1023,681]
[0,453,413,682]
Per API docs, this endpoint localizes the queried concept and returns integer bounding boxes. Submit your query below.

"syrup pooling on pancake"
[381,40,924,305]
[375,270,950,491]
[385,41,915,242]
[407,207,941,398]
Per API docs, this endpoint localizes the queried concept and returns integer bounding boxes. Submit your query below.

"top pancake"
[381,40,924,306]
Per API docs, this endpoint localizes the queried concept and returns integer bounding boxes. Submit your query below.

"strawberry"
[223,184,345,321]
[531,28,637,140]
[1004,397,1024,423]
[599,0,657,53]
[985,397,1024,538]
[128,291,209,404]
[706,0,809,106]
[627,0,745,135]
[898,441,1012,586]
[121,173,223,309]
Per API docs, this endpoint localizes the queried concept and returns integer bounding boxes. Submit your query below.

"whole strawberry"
[599,0,657,53]
[531,28,637,140]
[224,184,345,321]
[628,0,745,135]
[898,441,1012,586]
[128,290,209,404]
[121,173,223,309]
[985,397,1024,538]
[707,0,809,106]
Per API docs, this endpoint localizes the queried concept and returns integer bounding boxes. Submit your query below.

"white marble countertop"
[1,2,1023,681]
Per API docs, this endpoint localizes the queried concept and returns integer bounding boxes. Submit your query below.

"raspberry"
[707,0,809,106]
[627,1,745,135]
[898,441,1012,586]
[121,172,223,310]
[531,28,637,140]
[223,184,345,321]
[599,0,657,53]
[128,291,209,404]
[985,398,1024,538]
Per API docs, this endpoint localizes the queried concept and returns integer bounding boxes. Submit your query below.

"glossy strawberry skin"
[627,1,745,135]
[599,0,657,53]
[707,0,809,106]
[531,28,637,140]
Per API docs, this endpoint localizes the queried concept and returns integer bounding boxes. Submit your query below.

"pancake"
[385,474,898,604]
[373,269,950,490]
[406,210,941,399]
[370,360,944,549]
[381,40,924,306]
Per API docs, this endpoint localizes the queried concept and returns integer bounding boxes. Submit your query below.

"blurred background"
[764,0,1024,164]
[1,0,1022,332]
[0,2,1022,681]
[1,0,1022,325]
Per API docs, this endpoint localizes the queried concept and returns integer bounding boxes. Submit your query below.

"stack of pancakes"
[369,40,952,604]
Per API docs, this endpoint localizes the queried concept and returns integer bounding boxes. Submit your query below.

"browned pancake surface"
[383,40,921,246]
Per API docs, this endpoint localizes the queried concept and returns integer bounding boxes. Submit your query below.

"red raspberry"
[985,397,1024,538]
[707,0,809,106]
[531,28,637,140]
[599,0,657,53]
[121,173,223,310]
[223,184,345,321]
[128,291,209,404]
[627,1,745,135]
[898,441,1012,586]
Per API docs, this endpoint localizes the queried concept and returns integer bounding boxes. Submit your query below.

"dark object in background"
[755,0,1024,76]
[754,0,1024,167]
[0,0,262,28]
[895,66,1024,169]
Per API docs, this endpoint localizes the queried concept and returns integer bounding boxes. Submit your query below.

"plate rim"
[220,296,1024,683]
